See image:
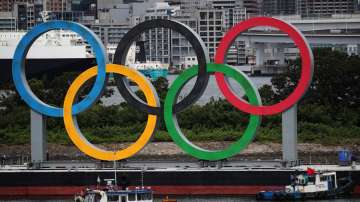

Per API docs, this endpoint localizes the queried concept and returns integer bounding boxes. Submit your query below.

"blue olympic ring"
[12,21,107,117]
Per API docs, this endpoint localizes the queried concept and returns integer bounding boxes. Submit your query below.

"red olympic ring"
[215,17,314,115]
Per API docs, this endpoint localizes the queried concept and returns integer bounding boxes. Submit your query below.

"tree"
[271,48,360,110]
[0,72,114,111]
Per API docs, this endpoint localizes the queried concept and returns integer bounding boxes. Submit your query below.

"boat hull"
[0,169,359,197]
[256,176,356,200]
[138,69,168,81]
[0,58,97,84]
[256,190,353,201]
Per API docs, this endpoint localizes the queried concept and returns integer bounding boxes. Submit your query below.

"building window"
[200,12,207,19]
[216,12,222,19]
[209,12,214,19]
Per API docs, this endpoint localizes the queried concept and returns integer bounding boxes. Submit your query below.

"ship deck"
[0,159,359,172]
[0,161,359,197]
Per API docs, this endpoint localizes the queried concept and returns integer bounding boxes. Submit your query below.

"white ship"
[0,29,96,82]
[0,30,93,59]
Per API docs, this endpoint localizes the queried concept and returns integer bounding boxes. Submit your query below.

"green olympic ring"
[164,63,262,161]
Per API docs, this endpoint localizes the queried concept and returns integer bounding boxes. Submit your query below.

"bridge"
[236,15,360,72]
[253,15,360,32]
[288,19,360,32]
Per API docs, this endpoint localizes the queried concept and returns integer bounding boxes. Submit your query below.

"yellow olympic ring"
[63,64,159,161]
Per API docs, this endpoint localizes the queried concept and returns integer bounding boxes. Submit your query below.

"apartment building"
[0,12,17,30]
[296,0,357,17]
[263,0,297,16]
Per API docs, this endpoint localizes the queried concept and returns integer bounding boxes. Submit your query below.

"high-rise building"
[143,2,173,64]
[97,0,160,24]
[197,8,246,65]
[243,0,260,16]
[225,8,247,65]
[2,0,44,29]
[0,0,12,12]
[170,13,198,67]
[0,0,36,12]
[72,0,96,17]
[197,9,224,61]
[138,2,199,67]
[98,3,131,24]
[224,6,247,29]
[34,1,43,24]
[44,0,71,12]
[12,0,37,30]
[263,0,296,16]
[296,0,357,17]
[91,23,130,46]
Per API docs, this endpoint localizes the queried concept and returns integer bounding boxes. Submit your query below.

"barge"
[0,163,359,198]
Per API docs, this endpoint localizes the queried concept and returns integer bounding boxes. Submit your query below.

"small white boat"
[75,178,153,202]
[75,188,153,202]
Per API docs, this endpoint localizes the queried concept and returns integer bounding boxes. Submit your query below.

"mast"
[113,149,117,187]
[61,0,64,20]
[43,0,46,11]
[114,159,117,187]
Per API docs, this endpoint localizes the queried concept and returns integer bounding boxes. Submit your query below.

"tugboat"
[256,168,354,201]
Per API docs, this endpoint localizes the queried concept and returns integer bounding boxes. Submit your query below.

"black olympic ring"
[114,19,210,115]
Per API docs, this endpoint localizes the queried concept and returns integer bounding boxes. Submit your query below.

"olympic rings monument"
[11,17,313,166]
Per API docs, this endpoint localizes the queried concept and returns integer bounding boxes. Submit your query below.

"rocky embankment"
[0,142,359,163]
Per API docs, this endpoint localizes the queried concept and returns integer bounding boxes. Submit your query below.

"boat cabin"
[286,172,337,193]
[257,171,353,200]
[82,189,153,202]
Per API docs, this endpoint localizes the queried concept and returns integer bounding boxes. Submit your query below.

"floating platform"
[0,162,359,198]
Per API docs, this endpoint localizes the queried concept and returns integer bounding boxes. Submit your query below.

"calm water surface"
[101,75,272,106]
